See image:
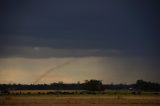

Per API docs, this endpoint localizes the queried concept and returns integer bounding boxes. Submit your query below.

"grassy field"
[0,95,160,106]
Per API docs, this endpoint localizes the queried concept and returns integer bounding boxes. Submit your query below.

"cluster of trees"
[134,80,160,91]
[0,80,103,91]
[0,80,160,92]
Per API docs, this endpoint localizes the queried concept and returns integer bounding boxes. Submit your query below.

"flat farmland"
[0,95,160,106]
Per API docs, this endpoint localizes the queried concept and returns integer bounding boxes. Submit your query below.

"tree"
[83,79,104,91]
[135,80,160,91]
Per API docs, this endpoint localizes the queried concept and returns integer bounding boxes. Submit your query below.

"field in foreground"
[0,95,160,106]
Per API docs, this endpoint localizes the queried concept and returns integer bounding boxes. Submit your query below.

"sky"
[0,0,160,84]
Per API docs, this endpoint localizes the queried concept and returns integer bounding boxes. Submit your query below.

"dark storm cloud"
[0,46,124,58]
[0,0,160,57]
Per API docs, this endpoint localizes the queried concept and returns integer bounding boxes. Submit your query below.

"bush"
[27,92,31,94]
[131,92,136,95]
[83,80,104,91]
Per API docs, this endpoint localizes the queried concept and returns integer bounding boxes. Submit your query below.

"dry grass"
[10,90,80,94]
[0,95,160,106]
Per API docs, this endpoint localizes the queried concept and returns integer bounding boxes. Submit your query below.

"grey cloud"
[0,46,123,58]
[0,0,159,57]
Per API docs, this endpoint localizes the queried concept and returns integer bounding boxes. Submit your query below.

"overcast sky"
[0,0,160,84]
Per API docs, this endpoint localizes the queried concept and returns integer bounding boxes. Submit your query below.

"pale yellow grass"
[0,95,160,106]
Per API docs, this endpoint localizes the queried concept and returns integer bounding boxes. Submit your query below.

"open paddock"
[0,95,160,106]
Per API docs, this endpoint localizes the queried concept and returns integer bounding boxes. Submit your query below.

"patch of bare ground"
[0,95,160,106]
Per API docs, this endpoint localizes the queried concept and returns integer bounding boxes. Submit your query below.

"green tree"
[83,79,104,91]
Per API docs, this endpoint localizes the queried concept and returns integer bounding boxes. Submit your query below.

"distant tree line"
[0,80,160,92]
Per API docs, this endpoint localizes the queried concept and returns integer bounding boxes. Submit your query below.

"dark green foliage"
[135,80,160,91]
[82,79,104,91]
[131,92,136,95]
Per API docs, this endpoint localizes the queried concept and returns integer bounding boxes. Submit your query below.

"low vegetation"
[0,79,160,96]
